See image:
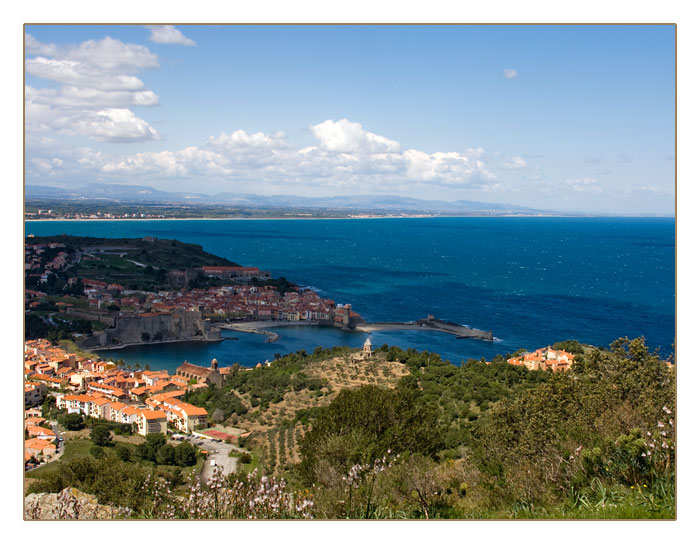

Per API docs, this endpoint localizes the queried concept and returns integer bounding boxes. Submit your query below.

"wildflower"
[658,422,664,428]
[641,453,646,457]
[662,406,671,414]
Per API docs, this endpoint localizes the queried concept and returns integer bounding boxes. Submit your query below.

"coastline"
[21,213,638,223]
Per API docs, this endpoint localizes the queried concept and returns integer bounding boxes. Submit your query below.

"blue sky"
[24,24,675,214]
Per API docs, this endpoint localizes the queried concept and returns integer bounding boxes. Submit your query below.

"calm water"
[26,217,675,370]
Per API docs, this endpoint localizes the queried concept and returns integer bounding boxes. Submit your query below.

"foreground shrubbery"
[26,337,674,519]
[293,337,675,519]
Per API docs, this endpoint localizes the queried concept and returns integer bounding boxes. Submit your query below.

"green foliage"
[90,425,113,447]
[27,455,151,511]
[24,313,93,341]
[156,444,175,465]
[466,338,674,514]
[185,348,345,418]
[133,433,197,468]
[90,445,106,459]
[239,452,252,464]
[115,444,131,462]
[62,413,85,431]
[552,339,585,355]
[298,385,443,486]
[173,441,198,467]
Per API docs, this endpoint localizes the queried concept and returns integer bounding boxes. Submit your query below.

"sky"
[24,24,675,214]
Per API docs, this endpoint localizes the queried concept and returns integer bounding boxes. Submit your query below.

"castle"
[78,308,220,349]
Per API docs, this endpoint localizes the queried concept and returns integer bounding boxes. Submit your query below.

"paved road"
[50,421,64,455]
[186,437,245,483]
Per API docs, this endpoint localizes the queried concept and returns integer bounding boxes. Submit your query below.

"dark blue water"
[26,217,675,370]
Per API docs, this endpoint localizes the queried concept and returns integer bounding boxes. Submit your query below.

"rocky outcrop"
[24,487,130,520]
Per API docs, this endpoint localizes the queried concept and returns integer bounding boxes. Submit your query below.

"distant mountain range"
[26,183,556,215]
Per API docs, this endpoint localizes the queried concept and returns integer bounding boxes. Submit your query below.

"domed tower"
[210,358,218,370]
[363,337,373,358]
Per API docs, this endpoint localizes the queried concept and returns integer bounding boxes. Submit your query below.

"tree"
[90,424,113,447]
[239,452,252,464]
[299,385,443,485]
[156,444,175,465]
[63,413,85,431]
[115,444,131,462]
[552,339,585,355]
[173,441,197,467]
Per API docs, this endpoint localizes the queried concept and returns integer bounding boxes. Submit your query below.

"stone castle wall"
[79,308,220,349]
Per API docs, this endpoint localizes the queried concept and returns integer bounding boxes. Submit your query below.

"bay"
[26,217,676,369]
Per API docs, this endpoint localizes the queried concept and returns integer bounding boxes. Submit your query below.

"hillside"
[26,235,239,270]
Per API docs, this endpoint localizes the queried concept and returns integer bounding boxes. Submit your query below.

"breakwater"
[216,321,325,343]
[218,317,493,343]
[356,317,493,342]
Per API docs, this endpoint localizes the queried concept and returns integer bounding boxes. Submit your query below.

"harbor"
[217,316,493,343]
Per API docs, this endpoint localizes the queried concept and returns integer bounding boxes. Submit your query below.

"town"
[23,338,256,470]
[24,336,581,471]
[25,236,365,350]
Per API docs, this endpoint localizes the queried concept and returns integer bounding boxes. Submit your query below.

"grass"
[26,439,94,478]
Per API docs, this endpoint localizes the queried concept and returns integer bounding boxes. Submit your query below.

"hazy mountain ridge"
[26,184,551,214]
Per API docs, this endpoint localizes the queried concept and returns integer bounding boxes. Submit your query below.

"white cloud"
[72,109,160,143]
[25,33,59,57]
[309,119,400,153]
[503,155,527,169]
[26,98,160,143]
[206,130,291,152]
[25,57,147,91]
[503,68,518,79]
[26,85,158,108]
[25,34,160,143]
[34,120,495,190]
[145,25,197,46]
[64,36,159,71]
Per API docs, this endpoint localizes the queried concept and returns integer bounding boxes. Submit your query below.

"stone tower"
[210,358,218,370]
[363,337,373,358]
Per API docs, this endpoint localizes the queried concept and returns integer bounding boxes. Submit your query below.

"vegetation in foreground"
[25,337,675,519]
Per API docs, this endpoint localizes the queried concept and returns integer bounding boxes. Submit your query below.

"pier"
[355,316,493,342]
[217,316,493,344]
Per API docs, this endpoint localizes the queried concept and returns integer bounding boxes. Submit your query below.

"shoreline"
[21,213,661,224]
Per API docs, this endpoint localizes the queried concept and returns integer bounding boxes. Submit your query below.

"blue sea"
[26,217,675,372]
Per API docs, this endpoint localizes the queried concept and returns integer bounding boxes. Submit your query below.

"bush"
[239,452,252,464]
[90,425,113,447]
[90,445,105,459]
[173,441,197,467]
[62,413,85,431]
[115,444,131,462]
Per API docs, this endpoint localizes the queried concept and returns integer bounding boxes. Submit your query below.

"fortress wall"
[78,309,220,348]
